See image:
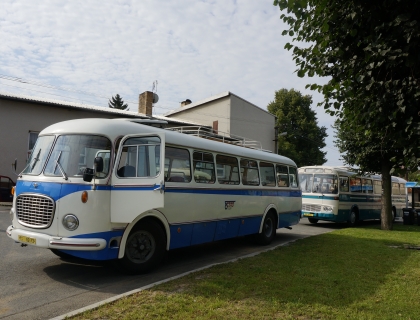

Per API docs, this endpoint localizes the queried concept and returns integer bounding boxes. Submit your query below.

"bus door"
[110,133,165,223]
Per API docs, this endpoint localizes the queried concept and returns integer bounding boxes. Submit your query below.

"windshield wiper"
[18,149,41,177]
[53,151,68,180]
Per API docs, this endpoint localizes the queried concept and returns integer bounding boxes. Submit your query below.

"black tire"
[50,249,78,261]
[348,210,358,227]
[308,218,319,224]
[117,220,166,274]
[255,213,277,245]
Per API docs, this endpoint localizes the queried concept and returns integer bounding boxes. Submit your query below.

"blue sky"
[0,0,343,166]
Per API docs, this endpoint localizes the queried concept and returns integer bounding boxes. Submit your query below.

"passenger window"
[362,179,373,193]
[399,183,406,195]
[350,177,362,192]
[117,136,161,178]
[339,176,349,192]
[240,159,260,186]
[165,147,191,182]
[193,152,215,184]
[373,180,382,194]
[392,183,400,195]
[288,167,298,188]
[260,162,276,187]
[216,155,240,185]
[276,165,289,187]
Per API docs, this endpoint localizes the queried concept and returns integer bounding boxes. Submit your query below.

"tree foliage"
[274,0,420,229]
[108,94,128,110]
[268,88,327,167]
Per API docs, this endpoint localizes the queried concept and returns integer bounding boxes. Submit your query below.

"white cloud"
[0,0,343,166]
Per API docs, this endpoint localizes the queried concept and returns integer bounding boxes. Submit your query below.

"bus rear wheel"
[118,220,165,274]
[308,218,319,224]
[255,212,276,245]
[348,210,358,227]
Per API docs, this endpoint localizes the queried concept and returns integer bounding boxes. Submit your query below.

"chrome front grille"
[16,194,55,228]
[302,204,321,212]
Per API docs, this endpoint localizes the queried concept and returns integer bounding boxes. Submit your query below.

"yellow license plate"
[303,213,314,217]
[18,235,36,245]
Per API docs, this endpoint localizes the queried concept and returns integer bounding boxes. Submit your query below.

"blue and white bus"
[7,118,301,273]
[298,166,406,226]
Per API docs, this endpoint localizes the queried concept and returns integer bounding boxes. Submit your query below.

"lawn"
[71,223,420,320]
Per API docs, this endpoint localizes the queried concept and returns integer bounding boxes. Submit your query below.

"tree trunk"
[381,161,393,230]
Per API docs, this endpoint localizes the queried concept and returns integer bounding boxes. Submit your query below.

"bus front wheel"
[348,210,358,227]
[118,220,166,274]
[308,218,318,224]
[255,213,276,245]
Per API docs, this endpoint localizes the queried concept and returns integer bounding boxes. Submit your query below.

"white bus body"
[299,166,406,225]
[7,118,301,273]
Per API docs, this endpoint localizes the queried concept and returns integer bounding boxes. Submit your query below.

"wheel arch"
[258,204,278,234]
[118,210,170,259]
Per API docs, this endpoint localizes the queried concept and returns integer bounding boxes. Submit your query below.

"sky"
[0,0,344,166]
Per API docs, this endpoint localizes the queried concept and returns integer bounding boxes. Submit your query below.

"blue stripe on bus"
[165,188,302,197]
[16,180,301,200]
[302,195,338,200]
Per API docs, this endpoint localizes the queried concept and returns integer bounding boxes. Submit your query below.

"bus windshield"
[23,135,55,175]
[44,135,112,178]
[299,173,338,194]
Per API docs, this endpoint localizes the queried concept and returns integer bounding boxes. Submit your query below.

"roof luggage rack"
[168,126,263,151]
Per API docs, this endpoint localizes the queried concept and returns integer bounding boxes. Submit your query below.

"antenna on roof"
[152,80,159,104]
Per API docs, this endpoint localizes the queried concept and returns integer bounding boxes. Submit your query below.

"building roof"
[164,91,275,118]
[0,91,198,126]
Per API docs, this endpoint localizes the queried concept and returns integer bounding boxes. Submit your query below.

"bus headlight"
[62,214,79,231]
[323,206,333,212]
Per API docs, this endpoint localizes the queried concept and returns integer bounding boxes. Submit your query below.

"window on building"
[28,131,39,159]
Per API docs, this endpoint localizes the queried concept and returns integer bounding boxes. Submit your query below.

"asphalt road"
[0,206,344,320]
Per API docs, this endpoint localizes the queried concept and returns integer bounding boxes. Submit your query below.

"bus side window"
[339,176,349,192]
[165,147,191,182]
[362,179,373,193]
[276,165,289,187]
[350,177,362,192]
[288,167,298,188]
[216,155,240,185]
[117,136,160,178]
[373,180,382,194]
[392,183,400,195]
[240,159,260,186]
[193,151,215,184]
[260,162,275,187]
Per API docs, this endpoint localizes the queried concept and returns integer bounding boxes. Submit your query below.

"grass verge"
[71,223,420,320]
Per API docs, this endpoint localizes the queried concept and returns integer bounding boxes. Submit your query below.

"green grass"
[71,224,420,320]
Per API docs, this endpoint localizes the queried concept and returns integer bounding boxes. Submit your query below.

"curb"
[50,238,300,320]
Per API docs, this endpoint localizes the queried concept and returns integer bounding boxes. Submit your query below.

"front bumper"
[6,225,107,251]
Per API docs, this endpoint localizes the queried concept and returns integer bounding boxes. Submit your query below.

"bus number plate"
[303,212,314,217]
[18,235,36,245]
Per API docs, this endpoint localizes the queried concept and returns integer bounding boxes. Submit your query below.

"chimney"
[139,91,154,116]
[181,99,192,107]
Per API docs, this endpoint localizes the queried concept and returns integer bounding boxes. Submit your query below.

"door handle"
[153,181,164,194]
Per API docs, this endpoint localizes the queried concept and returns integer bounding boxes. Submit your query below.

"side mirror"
[11,159,17,172]
[94,157,104,173]
[83,168,94,182]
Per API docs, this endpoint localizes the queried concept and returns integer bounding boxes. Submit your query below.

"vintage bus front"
[6,131,123,260]
[298,168,340,223]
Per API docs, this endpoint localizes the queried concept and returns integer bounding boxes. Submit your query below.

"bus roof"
[40,118,297,166]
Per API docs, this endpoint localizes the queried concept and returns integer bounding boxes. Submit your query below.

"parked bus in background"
[298,166,406,226]
[7,118,301,274]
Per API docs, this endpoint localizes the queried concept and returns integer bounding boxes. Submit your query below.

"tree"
[108,94,129,110]
[268,88,327,167]
[275,0,420,230]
